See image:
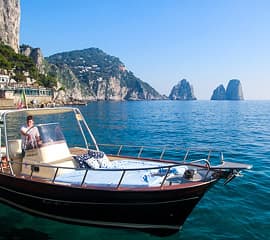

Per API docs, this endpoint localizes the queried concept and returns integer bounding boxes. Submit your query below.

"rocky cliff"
[211,79,244,100]
[20,45,45,74]
[0,0,20,52]
[169,79,197,100]
[211,84,226,100]
[46,48,164,101]
[226,79,244,100]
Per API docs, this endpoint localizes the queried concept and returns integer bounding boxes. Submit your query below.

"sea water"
[0,101,269,240]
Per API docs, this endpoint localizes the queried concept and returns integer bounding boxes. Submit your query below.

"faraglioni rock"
[226,79,244,100]
[169,79,197,100]
[0,0,20,52]
[211,84,226,100]
[211,79,244,100]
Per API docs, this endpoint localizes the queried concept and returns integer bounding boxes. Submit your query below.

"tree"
[0,43,55,88]
[37,74,57,88]
[0,55,11,69]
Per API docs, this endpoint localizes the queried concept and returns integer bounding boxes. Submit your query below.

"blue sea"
[0,101,269,240]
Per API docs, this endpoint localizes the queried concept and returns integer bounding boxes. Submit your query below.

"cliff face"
[20,45,45,74]
[46,48,164,101]
[169,79,197,100]
[211,84,226,100]
[211,79,244,100]
[226,79,244,100]
[0,0,20,52]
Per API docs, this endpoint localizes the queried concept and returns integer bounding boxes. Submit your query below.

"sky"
[20,0,270,100]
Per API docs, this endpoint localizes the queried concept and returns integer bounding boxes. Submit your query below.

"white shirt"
[21,125,40,150]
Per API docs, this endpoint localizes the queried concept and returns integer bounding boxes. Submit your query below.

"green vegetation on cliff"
[0,44,36,76]
[0,43,56,87]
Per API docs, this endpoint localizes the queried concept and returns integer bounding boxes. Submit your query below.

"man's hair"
[26,115,33,121]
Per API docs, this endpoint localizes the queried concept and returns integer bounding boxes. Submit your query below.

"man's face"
[27,119,34,127]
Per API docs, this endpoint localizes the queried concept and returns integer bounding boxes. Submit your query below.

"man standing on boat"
[20,115,40,151]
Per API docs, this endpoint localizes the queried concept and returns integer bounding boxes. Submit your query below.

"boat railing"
[0,159,213,189]
[93,143,223,166]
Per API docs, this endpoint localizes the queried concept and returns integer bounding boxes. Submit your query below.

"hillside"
[46,48,164,101]
[0,43,56,87]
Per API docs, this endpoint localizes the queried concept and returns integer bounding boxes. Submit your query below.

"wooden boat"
[0,107,252,236]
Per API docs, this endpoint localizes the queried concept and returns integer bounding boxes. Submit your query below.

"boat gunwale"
[0,169,217,199]
[0,157,218,192]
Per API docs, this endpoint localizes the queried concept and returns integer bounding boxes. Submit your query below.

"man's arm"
[20,126,28,136]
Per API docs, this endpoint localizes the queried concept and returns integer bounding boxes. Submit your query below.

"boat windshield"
[37,123,66,145]
[2,107,98,152]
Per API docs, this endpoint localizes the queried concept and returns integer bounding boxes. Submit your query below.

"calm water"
[0,101,269,240]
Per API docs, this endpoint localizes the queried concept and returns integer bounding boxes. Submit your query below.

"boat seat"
[8,139,22,160]
[7,139,23,175]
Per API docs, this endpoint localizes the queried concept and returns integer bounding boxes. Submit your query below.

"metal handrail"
[116,170,126,189]
[160,167,172,188]
[190,159,211,170]
[0,140,226,189]
[81,169,89,186]
[52,167,59,182]
[95,143,222,166]
[117,145,123,156]
[159,146,166,159]
[137,146,144,158]
[0,159,212,189]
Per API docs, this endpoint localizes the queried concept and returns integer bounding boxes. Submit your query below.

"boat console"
[21,122,76,178]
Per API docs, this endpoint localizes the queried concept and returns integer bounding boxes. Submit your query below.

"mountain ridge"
[46,47,165,101]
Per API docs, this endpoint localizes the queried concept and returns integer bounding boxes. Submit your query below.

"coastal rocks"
[226,79,244,100]
[211,84,226,100]
[211,79,244,100]
[169,79,197,100]
[51,64,83,103]
[84,73,162,101]
[0,0,20,52]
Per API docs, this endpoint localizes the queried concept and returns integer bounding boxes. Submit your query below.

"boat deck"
[0,147,210,190]
[0,144,251,191]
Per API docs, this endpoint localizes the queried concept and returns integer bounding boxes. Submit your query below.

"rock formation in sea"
[211,79,244,100]
[169,79,197,100]
[226,79,244,100]
[0,0,20,52]
[211,84,226,100]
